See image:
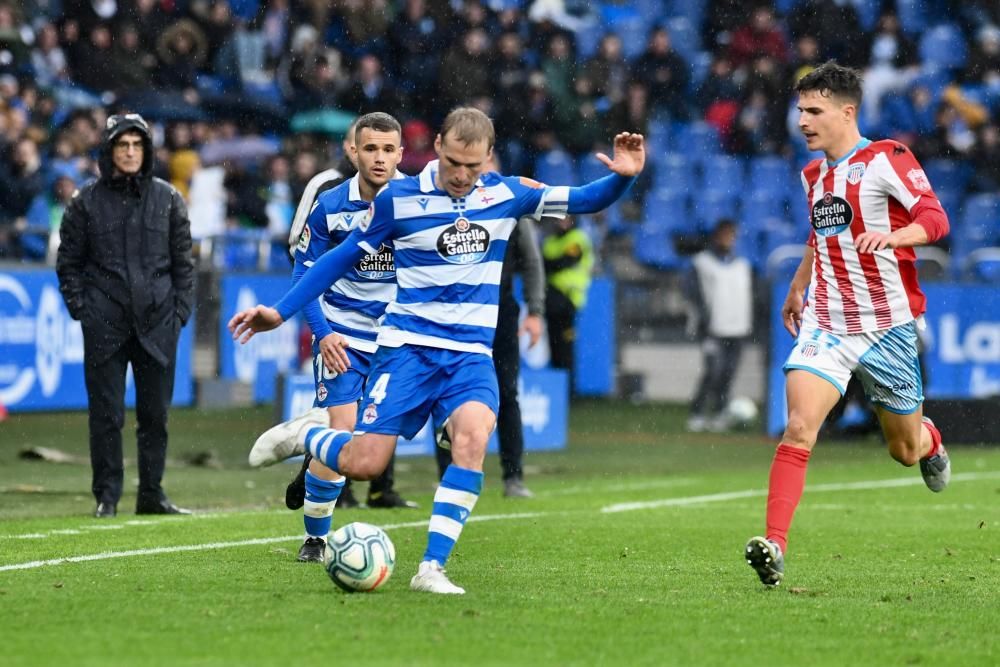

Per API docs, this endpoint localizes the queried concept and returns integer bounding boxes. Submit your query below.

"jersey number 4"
[368,373,391,405]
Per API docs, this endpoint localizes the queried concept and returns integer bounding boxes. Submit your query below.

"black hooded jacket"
[56,114,194,366]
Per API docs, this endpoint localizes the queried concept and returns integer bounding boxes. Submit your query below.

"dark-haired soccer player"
[745,61,951,586]
[231,107,644,594]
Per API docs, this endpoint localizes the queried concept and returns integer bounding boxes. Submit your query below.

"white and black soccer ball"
[726,396,759,424]
[323,522,396,593]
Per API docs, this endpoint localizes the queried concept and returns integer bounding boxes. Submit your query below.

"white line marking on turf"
[546,478,699,497]
[599,471,1000,513]
[3,471,998,573]
[0,513,545,573]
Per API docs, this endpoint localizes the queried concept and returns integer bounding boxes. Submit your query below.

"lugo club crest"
[354,243,395,279]
[811,192,854,237]
[436,216,490,264]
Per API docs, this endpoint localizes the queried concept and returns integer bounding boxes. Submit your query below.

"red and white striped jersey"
[800,139,936,334]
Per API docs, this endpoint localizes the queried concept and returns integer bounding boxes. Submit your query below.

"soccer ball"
[726,396,759,424]
[323,522,395,593]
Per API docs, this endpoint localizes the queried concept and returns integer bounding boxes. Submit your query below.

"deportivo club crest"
[436,216,491,265]
[811,192,854,237]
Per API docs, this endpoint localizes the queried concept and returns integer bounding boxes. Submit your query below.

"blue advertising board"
[218,274,301,403]
[280,367,569,456]
[0,269,193,412]
[767,282,1000,435]
[575,276,615,396]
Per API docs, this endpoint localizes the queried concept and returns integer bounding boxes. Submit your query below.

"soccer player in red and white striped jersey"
[745,62,952,587]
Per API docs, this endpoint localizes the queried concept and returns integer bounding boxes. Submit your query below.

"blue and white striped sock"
[303,471,344,539]
[303,427,352,473]
[424,464,483,566]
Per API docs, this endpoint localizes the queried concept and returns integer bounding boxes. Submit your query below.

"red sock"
[923,419,942,459]
[765,444,812,554]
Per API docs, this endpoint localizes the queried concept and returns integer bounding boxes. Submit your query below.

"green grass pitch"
[1,402,997,666]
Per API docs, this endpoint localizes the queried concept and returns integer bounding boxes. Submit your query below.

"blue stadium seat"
[219,230,264,271]
[612,17,648,60]
[574,22,604,60]
[534,149,578,186]
[700,154,746,194]
[653,153,693,191]
[644,188,693,234]
[693,190,739,231]
[665,17,700,62]
[674,122,721,163]
[746,190,789,220]
[965,248,1000,283]
[924,159,970,193]
[933,187,962,223]
[636,0,666,23]
[918,24,967,70]
[668,0,706,30]
[269,240,293,272]
[959,193,1000,245]
[577,153,607,185]
[634,220,681,270]
[896,0,928,34]
[759,219,803,258]
[749,156,793,190]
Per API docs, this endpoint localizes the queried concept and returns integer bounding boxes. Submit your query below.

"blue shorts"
[356,345,500,439]
[311,342,372,407]
[783,321,924,414]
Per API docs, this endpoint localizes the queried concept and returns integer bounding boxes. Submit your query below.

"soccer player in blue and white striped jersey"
[231,107,646,594]
[247,112,412,562]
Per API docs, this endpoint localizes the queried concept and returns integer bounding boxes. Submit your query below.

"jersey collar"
[348,173,362,202]
[418,159,484,195]
[827,137,871,168]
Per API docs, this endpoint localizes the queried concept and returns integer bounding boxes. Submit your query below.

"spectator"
[73,22,115,93]
[729,5,788,68]
[684,219,752,432]
[970,122,1000,192]
[0,136,46,225]
[862,12,920,130]
[30,22,70,88]
[156,19,209,91]
[56,113,194,519]
[438,28,492,112]
[25,169,77,263]
[398,119,435,175]
[540,32,576,110]
[340,53,406,116]
[964,24,1000,86]
[554,73,602,156]
[387,0,448,115]
[582,33,629,106]
[633,26,689,119]
[542,214,593,392]
[787,0,866,68]
[111,22,157,93]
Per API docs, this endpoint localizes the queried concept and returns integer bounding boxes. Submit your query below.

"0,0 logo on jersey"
[436,216,491,264]
[355,243,395,279]
[811,192,854,237]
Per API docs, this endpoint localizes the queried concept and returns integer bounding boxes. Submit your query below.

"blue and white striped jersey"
[353,160,570,355]
[296,174,398,353]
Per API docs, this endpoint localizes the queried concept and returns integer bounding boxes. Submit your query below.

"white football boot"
[248,407,329,468]
[410,560,465,595]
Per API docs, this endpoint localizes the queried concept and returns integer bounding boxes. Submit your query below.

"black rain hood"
[99,113,155,185]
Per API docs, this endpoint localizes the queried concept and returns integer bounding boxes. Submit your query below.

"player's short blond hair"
[439,107,495,150]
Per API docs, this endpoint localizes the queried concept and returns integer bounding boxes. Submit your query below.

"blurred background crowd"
[1,0,999,279]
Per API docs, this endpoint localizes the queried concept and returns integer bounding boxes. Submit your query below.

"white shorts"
[783,321,924,415]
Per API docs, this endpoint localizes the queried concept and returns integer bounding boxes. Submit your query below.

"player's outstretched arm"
[566,133,646,214]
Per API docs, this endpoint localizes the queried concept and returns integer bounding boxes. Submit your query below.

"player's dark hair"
[440,107,495,149]
[353,112,401,144]
[795,60,863,107]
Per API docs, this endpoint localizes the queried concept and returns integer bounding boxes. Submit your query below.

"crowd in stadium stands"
[1,0,999,277]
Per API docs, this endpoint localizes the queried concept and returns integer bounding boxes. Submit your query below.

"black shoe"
[297,537,326,562]
[366,490,419,509]
[135,497,192,515]
[285,454,312,510]
[94,501,117,518]
[336,482,359,509]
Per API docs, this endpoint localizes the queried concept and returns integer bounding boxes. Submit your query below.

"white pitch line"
[2,471,997,573]
[599,471,1000,514]
[0,513,545,573]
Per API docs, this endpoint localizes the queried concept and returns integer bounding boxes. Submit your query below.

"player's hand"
[519,314,543,348]
[228,305,284,344]
[781,290,804,338]
[854,231,896,254]
[319,332,351,374]
[595,132,645,177]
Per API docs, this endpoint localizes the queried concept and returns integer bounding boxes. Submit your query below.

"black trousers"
[690,336,743,417]
[545,286,577,386]
[436,292,525,481]
[84,334,176,506]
